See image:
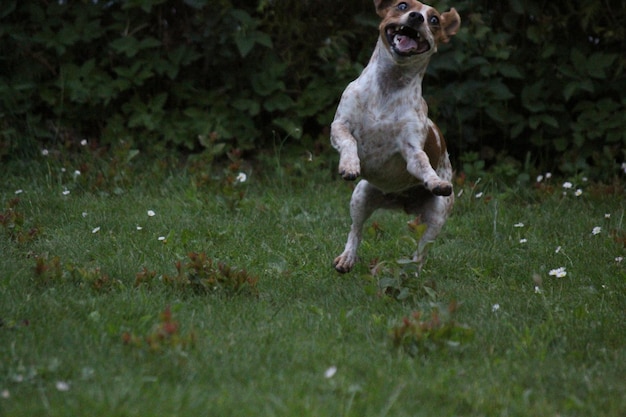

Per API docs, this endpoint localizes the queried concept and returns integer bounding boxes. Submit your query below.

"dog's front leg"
[331,121,361,181]
[406,151,452,196]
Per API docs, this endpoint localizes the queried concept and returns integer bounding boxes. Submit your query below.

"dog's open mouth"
[385,25,430,56]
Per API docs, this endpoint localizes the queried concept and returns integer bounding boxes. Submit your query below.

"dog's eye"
[429,15,440,25]
[397,2,408,11]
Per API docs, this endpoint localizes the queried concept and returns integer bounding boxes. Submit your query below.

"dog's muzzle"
[385,24,430,56]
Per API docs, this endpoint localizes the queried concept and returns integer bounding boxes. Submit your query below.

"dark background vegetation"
[1,0,625,181]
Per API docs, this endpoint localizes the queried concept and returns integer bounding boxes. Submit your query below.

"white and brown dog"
[331,0,460,273]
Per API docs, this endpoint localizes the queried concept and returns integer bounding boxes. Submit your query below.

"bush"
[0,0,370,157]
[1,0,625,179]
[430,0,626,179]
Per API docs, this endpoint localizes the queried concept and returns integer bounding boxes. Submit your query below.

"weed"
[365,217,437,302]
[34,255,121,291]
[188,148,249,210]
[390,302,475,357]
[67,265,123,292]
[367,259,438,303]
[0,197,40,243]
[0,318,30,330]
[136,252,259,297]
[33,255,64,285]
[134,267,158,288]
[122,306,196,353]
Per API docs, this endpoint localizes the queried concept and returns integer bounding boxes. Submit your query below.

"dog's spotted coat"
[331,0,460,273]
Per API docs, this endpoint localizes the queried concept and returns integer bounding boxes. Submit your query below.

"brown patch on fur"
[424,123,446,167]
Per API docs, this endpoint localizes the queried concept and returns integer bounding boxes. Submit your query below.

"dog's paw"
[340,170,360,181]
[333,253,356,273]
[427,180,453,196]
[338,157,360,181]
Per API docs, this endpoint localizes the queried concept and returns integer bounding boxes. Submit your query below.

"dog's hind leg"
[334,180,385,273]
[411,193,453,268]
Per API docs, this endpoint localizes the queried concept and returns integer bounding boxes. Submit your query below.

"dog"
[331,0,460,273]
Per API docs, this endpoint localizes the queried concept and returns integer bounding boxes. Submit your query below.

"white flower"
[534,286,542,294]
[136,226,143,231]
[55,381,70,392]
[41,149,49,156]
[555,246,562,253]
[62,189,70,196]
[549,267,567,278]
[82,212,88,218]
[536,175,544,183]
[14,189,23,195]
[491,303,500,312]
[324,366,337,379]
[519,238,527,244]
[236,172,247,183]
[475,192,483,198]
[592,226,601,235]
[545,172,552,179]
[147,210,156,217]
[92,227,100,234]
[562,181,573,189]
[605,213,611,219]
[158,236,166,241]
[616,257,623,263]
[514,223,524,228]
[575,189,582,196]
[80,139,88,146]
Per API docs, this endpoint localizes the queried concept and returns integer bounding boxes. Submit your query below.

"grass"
[1,151,625,416]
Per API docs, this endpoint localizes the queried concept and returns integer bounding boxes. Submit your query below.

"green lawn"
[1,155,625,416]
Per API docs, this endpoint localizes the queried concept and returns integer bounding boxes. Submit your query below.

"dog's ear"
[374,0,395,18]
[440,8,461,43]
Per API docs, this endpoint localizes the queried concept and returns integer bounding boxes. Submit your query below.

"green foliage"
[428,0,626,180]
[0,0,368,159]
[1,0,626,179]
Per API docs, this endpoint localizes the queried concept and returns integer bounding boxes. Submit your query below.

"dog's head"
[374,0,460,60]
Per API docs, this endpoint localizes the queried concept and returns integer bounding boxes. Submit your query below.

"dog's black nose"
[408,12,424,25]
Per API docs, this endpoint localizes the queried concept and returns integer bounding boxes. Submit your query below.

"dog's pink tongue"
[394,34,418,53]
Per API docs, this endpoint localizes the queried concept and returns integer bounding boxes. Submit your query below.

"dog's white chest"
[350,94,429,191]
